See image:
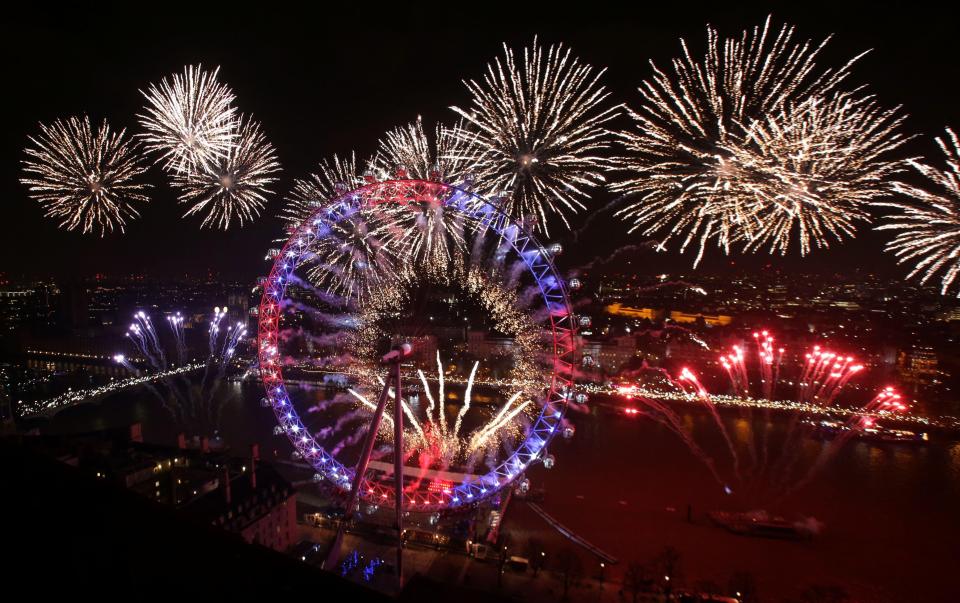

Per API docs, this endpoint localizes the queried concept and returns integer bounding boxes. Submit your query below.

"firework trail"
[138,65,237,175]
[878,127,960,297]
[573,242,662,273]
[435,352,447,434]
[752,331,784,400]
[166,313,187,364]
[637,395,727,489]
[613,16,904,265]
[114,306,247,436]
[126,313,165,370]
[450,37,620,234]
[337,356,532,473]
[137,311,167,369]
[112,354,140,376]
[570,194,630,242]
[785,387,907,498]
[453,361,479,440]
[716,336,867,497]
[21,115,151,236]
[797,347,863,406]
[218,321,248,363]
[115,342,183,422]
[633,280,710,297]
[677,367,740,481]
[208,307,227,354]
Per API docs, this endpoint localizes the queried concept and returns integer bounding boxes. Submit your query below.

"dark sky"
[2,2,956,281]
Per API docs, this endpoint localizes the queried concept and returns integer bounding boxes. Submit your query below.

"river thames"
[23,380,960,602]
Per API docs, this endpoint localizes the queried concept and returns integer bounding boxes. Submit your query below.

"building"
[404,334,438,366]
[668,310,733,327]
[605,303,664,321]
[37,426,297,553]
[581,336,638,375]
[898,346,940,386]
[184,455,298,552]
[467,331,517,358]
[605,303,732,327]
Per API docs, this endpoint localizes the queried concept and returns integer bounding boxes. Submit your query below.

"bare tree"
[624,561,654,603]
[554,548,584,601]
[524,537,546,577]
[652,546,682,596]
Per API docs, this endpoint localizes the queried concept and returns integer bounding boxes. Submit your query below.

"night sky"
[2,2,955,281]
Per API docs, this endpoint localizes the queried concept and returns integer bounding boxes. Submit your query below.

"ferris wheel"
[257,177,581,573]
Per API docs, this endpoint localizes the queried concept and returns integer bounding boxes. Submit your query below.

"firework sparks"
[112,354,140,375]
[208,306,227,353]
[127,311,166,370]
[166,312,187,364]
[138,65,237,174]
[173,115,280,229]
[450,37,619,233]
[346,355,531,469]
[21,116,150,236]
[732,92,906,255]
[300,204,401,302]
[281,153,365,229]
[371,116,473,183]
[878,128,960,296]
[612,17,901,265]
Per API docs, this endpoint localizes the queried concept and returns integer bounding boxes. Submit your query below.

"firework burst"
[300,203,402,301]
[370,116,474,183]
[612,17,901,265]
[346,355,532,469]
[138,65,237,174]
[21,115,150,236]
[878,128,960,296]
[173,115,281,229]
[281,153,365,229]
[732,92,907,255]
[450,37,619,233]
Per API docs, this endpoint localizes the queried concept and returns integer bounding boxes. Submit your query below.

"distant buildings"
[605,303,732,327]
[899,346,940,386]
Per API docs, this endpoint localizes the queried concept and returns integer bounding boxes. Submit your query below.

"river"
[21,380,960,602]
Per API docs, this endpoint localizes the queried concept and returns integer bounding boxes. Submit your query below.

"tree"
[624,561,654,603]
[554,548,584,600]
[651,546,682,596]
[524,537,546,577]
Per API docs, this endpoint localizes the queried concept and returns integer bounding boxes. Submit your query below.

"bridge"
[18,363,205,419]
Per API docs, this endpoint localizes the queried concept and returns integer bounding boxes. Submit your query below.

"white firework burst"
[613,17,891,265]
[173,115,280,229]
[138,65,237,175]
[370,116,473,183]
[732,92,907,256]
[21,115,150,236]
[878,128,960,296]
[451,37,620,234]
